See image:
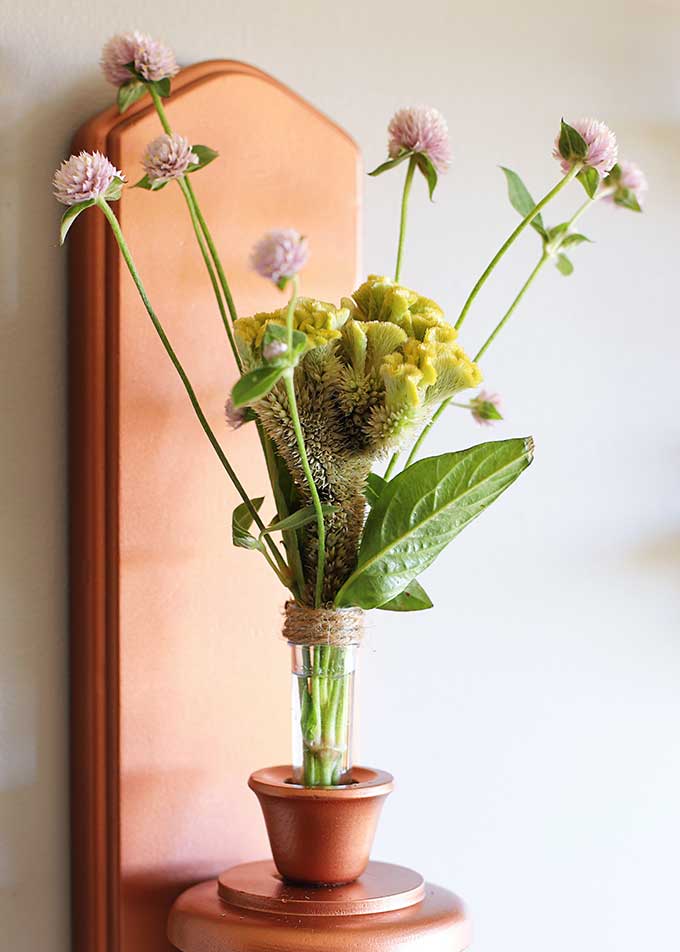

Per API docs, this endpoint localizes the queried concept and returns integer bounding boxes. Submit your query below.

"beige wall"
[2,1,679,950]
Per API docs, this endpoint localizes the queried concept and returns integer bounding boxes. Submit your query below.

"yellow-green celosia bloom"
[234,298,350,366]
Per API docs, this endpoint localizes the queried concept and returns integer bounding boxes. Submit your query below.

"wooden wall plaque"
[69,61,360,952]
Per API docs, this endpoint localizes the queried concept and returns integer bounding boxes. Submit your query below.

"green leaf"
[186,144,220,173]
[364,473,387,508]
[577,166,600,199]
[262,504,335,536]
[559,232,591,248]
[614,188,642,212]
[416,153,438,200]
[132,174,167,191]
[232,497,265,551]
[368,151,414,177]
[262,323,307,365]
[152,77,171,98]
[118,80,147,113]
[335,438,534,609]
[558,119,588,161]
[231,366,286,408]
[555,253,574,276]
[500,167,546,237]
[377,579,433,612]
[59,199,96,244]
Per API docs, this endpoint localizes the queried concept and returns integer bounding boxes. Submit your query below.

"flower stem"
[177,177,242,371]
[147,86,298,589]
[148,86,241,332]
[454,163,581,331]
[402,183,603,467]
[394,156,417,283]
[474,252,549,361]
[283,278,326,607]
[97,198,289,578]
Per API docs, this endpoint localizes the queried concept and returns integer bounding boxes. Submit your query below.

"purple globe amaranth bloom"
[100,31,179,86]
[470,390,502,426]
[225,397,247,430]
[388,106,452,173]
[53,151,125,206]
[554,118,618,178]
[142,133,198,184]
[262,339,289,362]
[250,229,309,286]
[604,160,648,208]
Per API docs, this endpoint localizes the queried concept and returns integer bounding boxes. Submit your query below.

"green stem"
[394,156,417,283]
[454,163,581,331]
[176,177,242,371]
[474,252,549,362]
[283,278,326,607]
[98,199,288,577]
[148,85,173,134]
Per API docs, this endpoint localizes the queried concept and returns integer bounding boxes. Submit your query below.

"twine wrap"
[283,601,364,647]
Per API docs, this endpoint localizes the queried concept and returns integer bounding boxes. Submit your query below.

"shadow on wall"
[0,60,111,947]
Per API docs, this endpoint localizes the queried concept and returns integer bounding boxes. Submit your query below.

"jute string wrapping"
[283,601,364,647]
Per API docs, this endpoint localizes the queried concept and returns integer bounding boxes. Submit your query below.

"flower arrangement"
[56,33,645,787]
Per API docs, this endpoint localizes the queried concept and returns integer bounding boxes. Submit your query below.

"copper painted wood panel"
[69,61,360,952]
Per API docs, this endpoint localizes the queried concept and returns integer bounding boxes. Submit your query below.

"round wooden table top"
[168,861,471,952]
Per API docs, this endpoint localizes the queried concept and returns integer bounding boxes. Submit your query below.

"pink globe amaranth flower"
[554,118,618,178]
[388,106,452,173]
[470,390,502,426]
[225,398,246,429]
[100,31,179,86]
[263,339,289,362]
[604,159,648,207]
[250,229,309,285]
[142,133,198,184]
[53,151,125,206]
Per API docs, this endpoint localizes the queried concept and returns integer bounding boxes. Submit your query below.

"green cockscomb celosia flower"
[333,275,481,448]
[234,298,350,367]
[233,276,480,605]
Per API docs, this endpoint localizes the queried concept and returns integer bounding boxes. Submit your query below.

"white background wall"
[2,1,679,950]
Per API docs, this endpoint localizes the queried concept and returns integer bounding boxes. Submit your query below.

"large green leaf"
[500,167,546,238]
[335,438,533,609]
[377,579,433,612]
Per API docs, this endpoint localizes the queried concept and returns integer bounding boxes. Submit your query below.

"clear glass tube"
[290,643,357,787]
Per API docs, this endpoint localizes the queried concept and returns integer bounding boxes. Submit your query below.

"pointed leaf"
[559,232,591,248]
[335,438,534,609]
[59,199,96,244]
[231,366,286,408]
[555,253,574,276]
[558,119,588,161]
[368,151,414,177]
[416,153,438,200]
[365,473,387,508]
[186,144,219,173]
[377,579,433,612]
[152,77,171,98]
[232,497,265,550]
[262,504,336,536]
[118,80,147,113]
[614,188,642,212]
[500,167,546,237]
[577,166,600,199]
